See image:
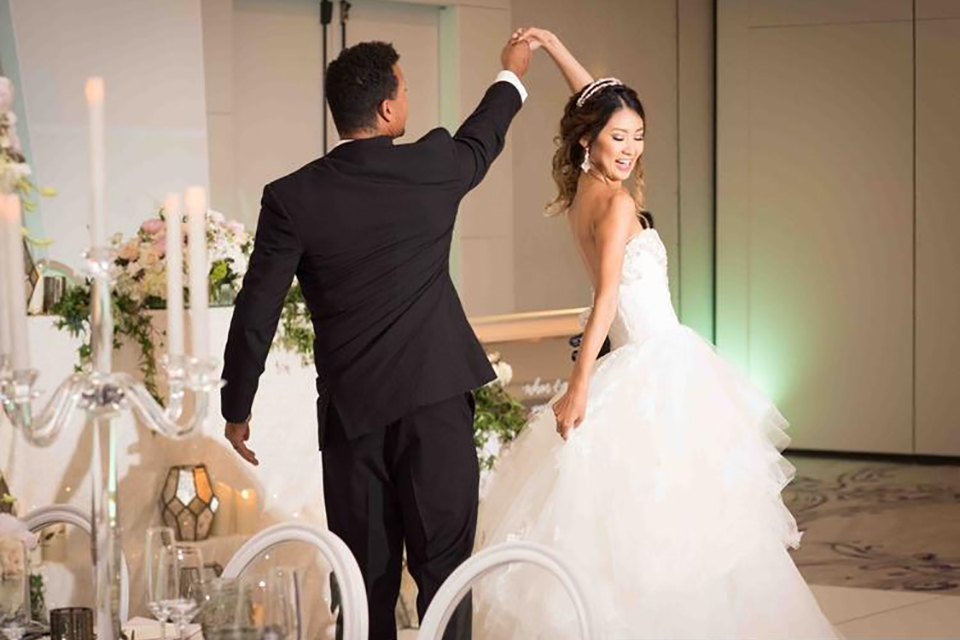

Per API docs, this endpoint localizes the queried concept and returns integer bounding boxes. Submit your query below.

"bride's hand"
[553,383,587,441]
[512,27,559,53]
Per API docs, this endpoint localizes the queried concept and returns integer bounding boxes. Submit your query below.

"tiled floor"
[399,589,960,638]
[813,584,959,638]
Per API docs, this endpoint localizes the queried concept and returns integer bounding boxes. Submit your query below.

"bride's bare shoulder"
[592,190,638,235]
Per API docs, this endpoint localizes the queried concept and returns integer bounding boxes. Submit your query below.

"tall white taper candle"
[85,77,107,248]
[185,187,209,359]
[1,193,31,370]
[0,195,12,359]
[163,194,185,357]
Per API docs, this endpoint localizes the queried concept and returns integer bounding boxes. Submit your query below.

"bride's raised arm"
[515,28,593,94]
[551,193,636,440]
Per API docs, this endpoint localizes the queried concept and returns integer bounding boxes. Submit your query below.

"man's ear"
[377,99,393,125]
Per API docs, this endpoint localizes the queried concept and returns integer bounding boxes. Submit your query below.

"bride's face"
[584,108,645,182]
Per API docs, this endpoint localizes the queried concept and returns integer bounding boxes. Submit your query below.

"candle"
[1,194,30,370]
[211,481,235,536]
[0,196,11,359]
[163,194,185,357]
[185,186,208,359]
[235,488,259,535]
[85,77,106,248]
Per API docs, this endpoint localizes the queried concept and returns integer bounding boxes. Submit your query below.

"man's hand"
[501,37,531,78]
[225,421,259,466]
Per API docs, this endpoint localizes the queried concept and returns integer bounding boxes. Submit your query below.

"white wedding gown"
[474,228,841,640]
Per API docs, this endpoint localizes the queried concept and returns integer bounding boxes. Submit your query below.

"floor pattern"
[783,454,960,595]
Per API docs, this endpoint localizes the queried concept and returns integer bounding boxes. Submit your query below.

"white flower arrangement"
[111,208,253,308]
[486,352,513,388]
[0,75,54,257]
[0,514,36,580]
[0,77,29,195]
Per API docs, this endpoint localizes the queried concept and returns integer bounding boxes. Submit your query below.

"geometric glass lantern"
[160,464,219,541]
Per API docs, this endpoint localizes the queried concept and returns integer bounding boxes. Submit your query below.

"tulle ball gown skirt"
[473,323,842,640]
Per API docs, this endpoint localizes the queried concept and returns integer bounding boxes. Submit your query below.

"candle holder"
[0,245,223,640]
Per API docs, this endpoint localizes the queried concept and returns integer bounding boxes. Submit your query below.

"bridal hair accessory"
[576,77,623,109]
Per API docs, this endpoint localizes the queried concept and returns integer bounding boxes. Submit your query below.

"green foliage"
[30,573,46,623]
[472,383,530,470]
[51,274,532,469]
[277,281,315,366]
[52,283,162,403]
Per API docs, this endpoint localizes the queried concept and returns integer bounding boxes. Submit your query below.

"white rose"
[0,77,13,112]
[7,127,20,154]
[118,239,140,261]
[140,245,160,267]
[0,537,26,579]
[494,361,513,387]
[141,268,166,299]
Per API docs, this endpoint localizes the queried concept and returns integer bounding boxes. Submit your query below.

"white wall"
[718,0,960,456]
[6,0,210,270]
[915,1,960,455]
[508,0,717,340]
[203,0,442,229]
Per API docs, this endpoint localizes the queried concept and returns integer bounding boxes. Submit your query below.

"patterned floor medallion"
[784,455,960,595]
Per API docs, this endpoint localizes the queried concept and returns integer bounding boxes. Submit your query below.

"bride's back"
[566,178,644,289]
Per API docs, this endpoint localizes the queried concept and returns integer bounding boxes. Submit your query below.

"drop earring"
[580,146,591,173]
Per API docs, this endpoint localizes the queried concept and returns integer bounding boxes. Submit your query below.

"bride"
[473,28,841,640]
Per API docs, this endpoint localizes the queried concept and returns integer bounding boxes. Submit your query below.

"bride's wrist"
[568,375,589,395]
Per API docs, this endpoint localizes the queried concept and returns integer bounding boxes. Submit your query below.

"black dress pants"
[322,392,478,640]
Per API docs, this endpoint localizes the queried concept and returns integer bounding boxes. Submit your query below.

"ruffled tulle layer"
[474,325,840,639]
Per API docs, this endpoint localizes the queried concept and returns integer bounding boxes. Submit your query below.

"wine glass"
[190,577,252,640]
[250,568,300,640]
[0,539,30,640]
[145,527,176,640]
[167,545,204,640]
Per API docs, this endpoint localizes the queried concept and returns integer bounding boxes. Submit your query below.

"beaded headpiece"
[575,77,623,109]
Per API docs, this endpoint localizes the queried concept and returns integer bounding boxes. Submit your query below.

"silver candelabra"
[0,247,222,640]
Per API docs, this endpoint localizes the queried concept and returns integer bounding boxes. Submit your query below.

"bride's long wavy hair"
[546,82,648,222]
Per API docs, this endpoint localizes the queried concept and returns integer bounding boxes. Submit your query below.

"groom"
[221,37,530,639]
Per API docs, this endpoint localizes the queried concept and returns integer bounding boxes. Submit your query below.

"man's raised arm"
[452,37,531,192]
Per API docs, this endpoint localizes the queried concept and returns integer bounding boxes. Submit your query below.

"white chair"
[417,541,598,640]
[221,522,368,640]
[22,505,132,623]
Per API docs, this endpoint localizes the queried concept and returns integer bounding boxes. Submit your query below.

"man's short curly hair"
[325,41,400,135]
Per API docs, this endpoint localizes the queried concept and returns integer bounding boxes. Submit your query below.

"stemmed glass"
[167,545,204,640]
[0,539,30,640]
[251,568,300,640]
[145,527,176,640]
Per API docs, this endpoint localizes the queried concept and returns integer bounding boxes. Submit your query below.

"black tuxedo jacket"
[221,80,523,443]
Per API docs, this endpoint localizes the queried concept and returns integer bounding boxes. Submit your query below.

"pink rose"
[140,218,164,235]
[152,233,167,256]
